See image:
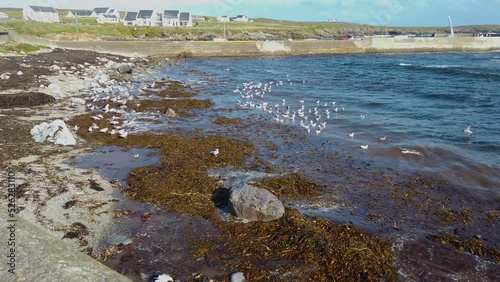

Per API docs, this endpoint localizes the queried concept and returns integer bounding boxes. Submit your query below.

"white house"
[123,12,138,26]
[97,14,120,24]
[22,6,59,23]
[135,10,158,26]
[163,10,179,27]
[91,7,110,17]
[217,16,230,22]
[232,15,249,22]
[0,12,9,20]
[179,12,193,27]
[67,10,93,18]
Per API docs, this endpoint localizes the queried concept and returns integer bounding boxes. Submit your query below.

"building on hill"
[163,10,179,27]
[179,12,193,27]
[67,10,93,18]
[217,16,230,22]
[97,14,120,24]
[192,15,205,21]
[0,12,8,20]
[136,10,162,26]
[123,12,138,26]
[22,6,59,23]
[231,15,249,22]
[91,7,110,17]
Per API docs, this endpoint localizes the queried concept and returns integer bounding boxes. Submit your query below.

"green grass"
[1,7,499,40]
[0,40,47,54]
[0,8,22,19]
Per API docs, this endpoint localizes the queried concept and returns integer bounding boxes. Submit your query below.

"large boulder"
[229,184,284,222]
[30,120,76,146]
[117,63,133,74]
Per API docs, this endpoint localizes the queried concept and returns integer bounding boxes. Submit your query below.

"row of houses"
[123,10,192,27]
[216,15,250,22]
[21,5,250,27]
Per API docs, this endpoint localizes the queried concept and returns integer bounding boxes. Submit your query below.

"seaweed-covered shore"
[1,49,498,281]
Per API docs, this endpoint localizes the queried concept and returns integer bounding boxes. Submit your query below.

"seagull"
[349,132,355,139]
[400,147,423,156]
[131,153,139,158]
[119,130,128,138]
[210,148,219,157]
[360,145,369,150]
[463,124,472,137]
[99,128,108,133]
[73,125,79,132]
[379,136,387,141]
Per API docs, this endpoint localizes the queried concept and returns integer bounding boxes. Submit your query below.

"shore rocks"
[117,63,133,74]
[230,272,246,282]
[30,119,76,146]
[166,108,178,117]
[229,184,284,222]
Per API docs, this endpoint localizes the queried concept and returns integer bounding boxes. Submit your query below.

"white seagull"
[349,132,355,139]
[360,145,369,150]
[210,148,219,157]
[463,124,472,137]
[379,136,387,141]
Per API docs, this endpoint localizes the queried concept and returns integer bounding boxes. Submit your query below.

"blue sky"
[2,0,500,27]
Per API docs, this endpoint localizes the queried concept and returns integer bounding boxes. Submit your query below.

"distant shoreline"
[7,31,500,57]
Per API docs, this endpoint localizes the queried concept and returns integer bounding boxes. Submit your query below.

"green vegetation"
[0,40,47,54]
[0,8,22,19]
[1,7,499,40]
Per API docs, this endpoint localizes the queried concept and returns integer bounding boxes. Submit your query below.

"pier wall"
[8,31,500,57]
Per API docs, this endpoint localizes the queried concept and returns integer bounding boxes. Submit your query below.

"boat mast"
[448,15,454,38]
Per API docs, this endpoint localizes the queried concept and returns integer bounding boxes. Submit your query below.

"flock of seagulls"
[232,78,385,151]
[231,76,474,156]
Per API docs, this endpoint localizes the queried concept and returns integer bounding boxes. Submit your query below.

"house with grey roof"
[22,6,59,23]
[97,14,120,24]
[163,10,179,27]
[91,7,110,17]
[231,14,249,22]
[135,10,161,26]
[179,12,193,27]
[123,12,138,26]
[67,10,93,18]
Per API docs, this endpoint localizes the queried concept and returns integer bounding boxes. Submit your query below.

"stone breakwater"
[8,31,500,57]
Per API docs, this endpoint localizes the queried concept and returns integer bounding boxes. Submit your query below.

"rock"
[151,274,174,282]
[49,64,61,70]
[106,235,129,246]
[230,272,246,282]
[30,120,76,146]
[0,72,11,80]
[165,108,178,117]
[229,184,285,222]
[47,83,62,97]
[69,97,86,105]
[95,71,109,84]
[117,63,133,74]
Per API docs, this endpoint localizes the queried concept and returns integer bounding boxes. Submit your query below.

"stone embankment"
[7,31,500,57]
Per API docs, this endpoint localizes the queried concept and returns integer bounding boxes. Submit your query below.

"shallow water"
[160,52,500,194]
[72,52,500,281]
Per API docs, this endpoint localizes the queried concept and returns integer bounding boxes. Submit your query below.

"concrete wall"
[8,31,500,57]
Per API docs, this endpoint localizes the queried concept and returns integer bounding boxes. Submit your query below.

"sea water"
[158,52,500,194]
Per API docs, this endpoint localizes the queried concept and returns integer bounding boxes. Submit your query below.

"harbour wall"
[8,31,500,57]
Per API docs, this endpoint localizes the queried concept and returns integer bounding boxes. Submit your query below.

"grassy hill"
[1,7,499,41]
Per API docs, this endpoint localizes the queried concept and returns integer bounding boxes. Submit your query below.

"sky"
[2,0,500,27]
